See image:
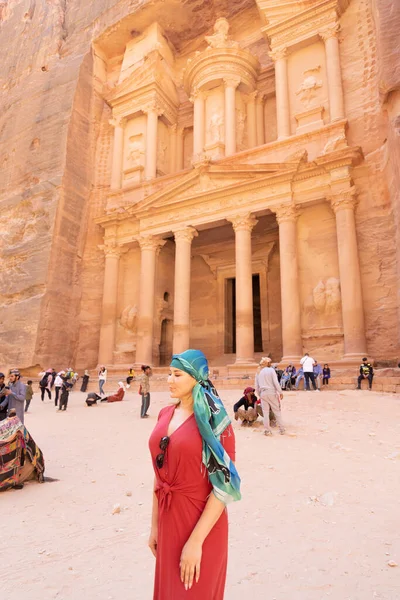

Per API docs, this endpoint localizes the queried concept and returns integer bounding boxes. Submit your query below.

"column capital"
[173,227,198,243]
[255,92,265,105]
[99,241,122,258]
[138,235,166,252]
[109,115,126,128]
[273,204,298,224]
[189,87,205,103]
[169,123,178,134]
[329,187,357,213]
[269,47,288,62]
[319,23,340,42]
[247,90,258,103]
[223,76,241,90]
[143,101,164,117]
[229,213,258,232]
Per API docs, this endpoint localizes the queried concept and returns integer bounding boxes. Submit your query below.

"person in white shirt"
[255,357,285,436]
[54,371,66,407]
[300,353,319,391]
[98,366,107,395]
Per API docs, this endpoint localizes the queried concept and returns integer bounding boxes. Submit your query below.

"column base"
[341,353,369,365]
[281,355,301,365]
[227,361,258,377]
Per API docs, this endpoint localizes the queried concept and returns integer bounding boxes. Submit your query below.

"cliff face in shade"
[0,0,399,371]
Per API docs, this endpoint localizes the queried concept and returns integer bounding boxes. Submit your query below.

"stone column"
[229,213,258,364]
[256,93,265,146]
[98,243,121,365]
[172,227,198,354]
[136,236,166,365]
[191,89,205,160]
[330,189,367,359]
[109,117,126,189]
[224,77,240,156]
[275,205,302,361]
[246,92,257,148]
[144,104,161,180]
[270,48,291,139]
[321,25,345,121]
[176,127,185,171]
[169,124,177,173]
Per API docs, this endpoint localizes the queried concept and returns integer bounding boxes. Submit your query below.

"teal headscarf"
[170,349,241,505]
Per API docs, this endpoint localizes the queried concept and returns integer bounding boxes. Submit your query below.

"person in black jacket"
[0,372,8,421]
[357,358,374,390]
[233,387,259,426]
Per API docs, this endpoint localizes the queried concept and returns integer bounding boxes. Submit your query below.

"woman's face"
[145,367,152,376]
[168,367,196,399]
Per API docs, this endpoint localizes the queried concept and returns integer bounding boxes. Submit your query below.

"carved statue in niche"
[127,135,144,167]
[312,278,341,315]
[208,111,224,143]
[157,140,168,171]
[205,18,239,49]
[296,66,323,107]
[120,304,138,331]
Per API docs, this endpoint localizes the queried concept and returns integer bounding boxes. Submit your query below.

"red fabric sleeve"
[220,424,236,462]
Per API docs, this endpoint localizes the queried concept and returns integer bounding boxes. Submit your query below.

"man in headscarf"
[3,369,26,423]
[255,357,285,436]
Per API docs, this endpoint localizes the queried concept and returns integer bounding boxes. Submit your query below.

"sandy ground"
[2,387,400,600]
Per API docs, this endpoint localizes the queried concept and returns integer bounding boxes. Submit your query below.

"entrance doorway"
[224,274,263,354]
[159,319,173,366]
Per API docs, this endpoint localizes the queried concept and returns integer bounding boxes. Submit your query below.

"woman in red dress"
[148,349,241,599]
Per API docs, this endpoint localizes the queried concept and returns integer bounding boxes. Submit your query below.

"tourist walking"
[80,370,90,392]
[255,356,285,435]
[58,381,70,411]
[98,366,107,396]
[357,357,374,390]
[140,365,152,418]
[148,349,240,599]
[5,369,26,423]
[300,353,318,391]
[25,380,34,412]
[322,364,331,386]
[39,369,53,401]
[54,371,65,407]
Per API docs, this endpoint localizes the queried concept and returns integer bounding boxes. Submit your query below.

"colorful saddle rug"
[0,416,45,491]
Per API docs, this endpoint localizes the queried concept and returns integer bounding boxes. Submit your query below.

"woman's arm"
[180,492,225,590]
[148,480,159,557]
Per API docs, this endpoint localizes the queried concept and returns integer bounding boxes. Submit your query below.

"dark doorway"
[224,274,263,354]
[159,319,173,366]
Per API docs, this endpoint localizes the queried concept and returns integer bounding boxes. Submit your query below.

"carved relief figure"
[296,66,323,106]
[128,135,144,167]
[208,111,224,143]
[205,18,239,49]
[311,278,341,315]
[120,304,138,331]
[157,140,168,173]
[236,109,246,147]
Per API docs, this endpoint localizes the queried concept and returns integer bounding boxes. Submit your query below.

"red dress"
[149,404,236,600]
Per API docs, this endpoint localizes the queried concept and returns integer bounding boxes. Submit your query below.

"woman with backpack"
[38,369,53,401]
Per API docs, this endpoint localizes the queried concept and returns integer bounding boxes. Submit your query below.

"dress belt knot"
[156,481,173,511]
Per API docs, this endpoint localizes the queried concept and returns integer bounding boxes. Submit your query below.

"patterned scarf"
[170,349,241,505]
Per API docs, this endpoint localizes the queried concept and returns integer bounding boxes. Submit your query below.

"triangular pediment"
[132,161,297,216]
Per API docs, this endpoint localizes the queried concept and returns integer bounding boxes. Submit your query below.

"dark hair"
[324,364,328,367]
[362,357,368,361]
[141,365,151,372]
[27,380,33,385]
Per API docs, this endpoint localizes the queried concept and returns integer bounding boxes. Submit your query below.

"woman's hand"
[148,528,158,557]
[180,537,203,590]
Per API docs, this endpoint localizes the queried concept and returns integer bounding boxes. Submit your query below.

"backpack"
[39,373,49,387]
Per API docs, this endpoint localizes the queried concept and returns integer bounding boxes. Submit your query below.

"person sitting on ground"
[233,387,259,426]
[281,365,296,390]
[101,382,125,403]
[357,357,374,390]
[295,367,304,390]
[85,391,102,406]
[126,368,135,389]
[0,372,8,421]
[313,361,323,390]
[322,364,331,386]
[25,380,34,413]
